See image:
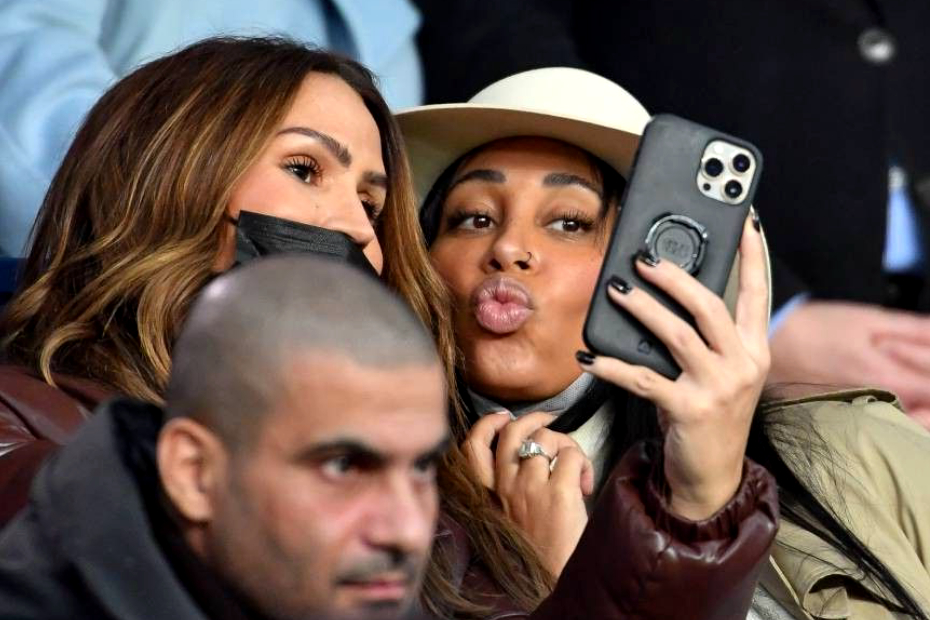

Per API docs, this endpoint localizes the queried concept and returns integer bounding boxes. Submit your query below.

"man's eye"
[321,455,356,479]
[412,459,438,482]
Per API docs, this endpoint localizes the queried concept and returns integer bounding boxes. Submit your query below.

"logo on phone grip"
[644,215,708,274]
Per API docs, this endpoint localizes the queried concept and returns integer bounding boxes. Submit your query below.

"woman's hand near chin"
[462,411,594,576]
[578,216,770,520]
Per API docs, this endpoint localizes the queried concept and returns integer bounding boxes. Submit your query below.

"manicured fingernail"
[751,209,761,232]
[576,350,596,365]
[636,249,660,267]
[607,275,632,294]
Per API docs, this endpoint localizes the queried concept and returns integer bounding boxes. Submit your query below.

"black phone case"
[582,114,763,378]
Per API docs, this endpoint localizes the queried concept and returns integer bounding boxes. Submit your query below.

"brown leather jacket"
[0,365,111,525]
[0,365,779,618]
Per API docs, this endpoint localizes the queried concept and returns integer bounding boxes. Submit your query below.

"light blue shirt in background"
[0,0,422,256]
[769,165,924,335]
[883,165,923,273]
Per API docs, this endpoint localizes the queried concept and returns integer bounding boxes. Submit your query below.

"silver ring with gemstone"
[518,439,553,464]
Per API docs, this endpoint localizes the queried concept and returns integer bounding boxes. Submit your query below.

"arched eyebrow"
[543,172,603,198]
[277,126,352,167]
[448,168,506,193]
[449,168,602,200]
[278,126,387,188]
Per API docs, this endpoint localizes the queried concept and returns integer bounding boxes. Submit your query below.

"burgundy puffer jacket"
[0,365,111,525]
[436,443,777,620]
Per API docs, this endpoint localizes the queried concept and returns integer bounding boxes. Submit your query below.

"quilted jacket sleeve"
[455,439,779,620]
[531,441,778,620]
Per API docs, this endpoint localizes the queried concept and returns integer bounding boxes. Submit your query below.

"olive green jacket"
[759,389,930,619]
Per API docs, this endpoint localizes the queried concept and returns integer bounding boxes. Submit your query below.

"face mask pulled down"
[230,210,378,277]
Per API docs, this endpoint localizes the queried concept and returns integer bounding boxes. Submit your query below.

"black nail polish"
[607,275,632,294]
[575,350,596,365]
[636,249,660,267]
[751,209,761,232]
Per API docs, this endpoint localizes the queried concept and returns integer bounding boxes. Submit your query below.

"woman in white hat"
[398,68,930,619]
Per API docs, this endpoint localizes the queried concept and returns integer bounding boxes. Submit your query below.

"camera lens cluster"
[703,152,752,201]
[697,141,757,205]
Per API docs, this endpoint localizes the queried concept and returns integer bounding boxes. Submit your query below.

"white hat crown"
[467,67,650,136]
[396,67,651,203]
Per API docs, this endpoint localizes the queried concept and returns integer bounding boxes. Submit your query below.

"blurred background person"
[0,0,422,257]
[0,255,449,620]
[414,0,930,427]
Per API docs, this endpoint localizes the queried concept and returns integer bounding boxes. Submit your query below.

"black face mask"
[230,210,378,277]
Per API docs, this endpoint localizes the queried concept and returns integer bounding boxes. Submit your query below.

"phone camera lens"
[732,153,751,173]
[724,180,743,199]
[704,158,724,177]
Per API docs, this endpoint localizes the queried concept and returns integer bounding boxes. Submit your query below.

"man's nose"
[366,477,436,557]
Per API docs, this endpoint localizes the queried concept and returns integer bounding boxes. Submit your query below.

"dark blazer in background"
[415,0,930,310]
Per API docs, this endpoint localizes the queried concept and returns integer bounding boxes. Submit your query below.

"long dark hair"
[423,144,928,618]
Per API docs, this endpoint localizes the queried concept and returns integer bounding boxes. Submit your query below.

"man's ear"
[157,418,227,524]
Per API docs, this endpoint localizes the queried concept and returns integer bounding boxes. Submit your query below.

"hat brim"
[396,103,642,206]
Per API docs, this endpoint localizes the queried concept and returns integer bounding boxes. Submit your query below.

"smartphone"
[582,114,763,379]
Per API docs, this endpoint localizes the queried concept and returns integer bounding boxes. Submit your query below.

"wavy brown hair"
[0,37,550,618]
[0,37,444,405]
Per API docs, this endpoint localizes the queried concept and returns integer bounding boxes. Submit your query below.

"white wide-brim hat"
[396,67,649,205]
[396,67,770,320]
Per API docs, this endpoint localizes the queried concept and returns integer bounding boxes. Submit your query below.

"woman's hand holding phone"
[578,216,770,520]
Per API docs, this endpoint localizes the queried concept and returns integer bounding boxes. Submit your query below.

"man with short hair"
[0,255,449,620]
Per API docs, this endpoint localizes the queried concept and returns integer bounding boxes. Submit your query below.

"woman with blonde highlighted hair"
[1,36,441,405]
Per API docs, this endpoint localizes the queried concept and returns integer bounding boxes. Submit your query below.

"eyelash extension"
[555,209,597,231]
[445,208,493,229]
[282,155,322,184]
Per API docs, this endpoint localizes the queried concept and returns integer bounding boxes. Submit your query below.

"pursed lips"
[469,275,535,335]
